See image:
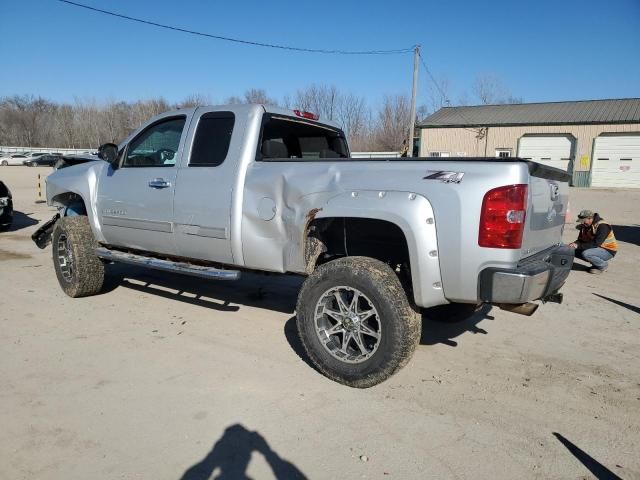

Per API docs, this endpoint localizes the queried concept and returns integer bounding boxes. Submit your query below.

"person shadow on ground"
[179,424,307,480]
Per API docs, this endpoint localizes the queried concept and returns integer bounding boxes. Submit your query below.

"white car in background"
[0,153,29,166]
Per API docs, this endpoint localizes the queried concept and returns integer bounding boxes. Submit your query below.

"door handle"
[148,178,171,189]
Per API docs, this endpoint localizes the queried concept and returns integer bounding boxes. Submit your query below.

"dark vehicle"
[24,154,62,167]
[53,153,99,170]
[0,181,13,228]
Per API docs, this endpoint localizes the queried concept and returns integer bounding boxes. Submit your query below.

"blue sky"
[1,0,639,109]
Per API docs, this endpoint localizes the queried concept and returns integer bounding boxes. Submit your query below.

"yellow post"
[35,173,45,204]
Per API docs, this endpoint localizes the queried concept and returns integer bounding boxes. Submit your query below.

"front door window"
[124,117,186,167]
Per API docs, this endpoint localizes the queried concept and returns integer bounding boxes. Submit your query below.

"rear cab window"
[258,115,349,161]
[189,112,235,167]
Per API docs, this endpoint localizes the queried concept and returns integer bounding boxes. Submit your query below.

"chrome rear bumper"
[478,245,573,304]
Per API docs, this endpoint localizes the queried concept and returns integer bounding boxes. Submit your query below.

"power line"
[418,51,481,134]
[58,0,415,55]
[418,52,451,107]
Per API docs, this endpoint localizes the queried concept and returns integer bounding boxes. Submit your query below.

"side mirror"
[98,143,119,166]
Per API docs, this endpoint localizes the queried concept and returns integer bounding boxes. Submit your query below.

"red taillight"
[478,184,528,249]
[293,109,319,121]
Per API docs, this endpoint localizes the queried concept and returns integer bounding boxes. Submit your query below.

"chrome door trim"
[102,215,173,233]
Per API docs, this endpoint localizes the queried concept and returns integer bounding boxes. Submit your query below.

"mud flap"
[31,213,60,249]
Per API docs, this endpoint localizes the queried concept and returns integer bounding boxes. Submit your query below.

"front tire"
[296,257,420,388]
[52,216,104,297]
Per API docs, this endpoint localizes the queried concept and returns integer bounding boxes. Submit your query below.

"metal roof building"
[418,98,640,188]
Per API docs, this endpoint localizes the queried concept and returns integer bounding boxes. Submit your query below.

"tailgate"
[521,164,569,258]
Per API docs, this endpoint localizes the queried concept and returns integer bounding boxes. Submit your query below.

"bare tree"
[56,104,77,148]
[337,92,369,145]
[498,95,523,105]
[225,95,243,105]
[75,98,102,148]
[472,74,521,105]
[243,88,277,106]
[0,87,443,153]
[177,93,212,108]
[373,94,411,151]
[295,84,340,121]
[281,94,292,109]
[127,98,170,132]
[223,89,277,106]
[0,95,56,146]
[416,104,430,122]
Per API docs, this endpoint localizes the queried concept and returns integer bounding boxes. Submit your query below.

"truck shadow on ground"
[104,263,494,356]
[103,263,302,314]
[3,210,39,232]
[180,423,307,480]
[283,304,495,372]
[420,304,494,347]
[613,224,640,247]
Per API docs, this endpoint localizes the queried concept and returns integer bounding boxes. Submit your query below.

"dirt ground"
[1,166,639,480]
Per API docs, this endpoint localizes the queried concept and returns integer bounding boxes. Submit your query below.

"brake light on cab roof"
[293,109,319,121]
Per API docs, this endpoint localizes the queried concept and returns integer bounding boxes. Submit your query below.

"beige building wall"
[419,123,640,172]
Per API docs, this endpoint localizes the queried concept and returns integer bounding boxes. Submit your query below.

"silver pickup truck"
[33,104,573,387]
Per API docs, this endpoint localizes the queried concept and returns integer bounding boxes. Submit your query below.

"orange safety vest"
[591,221,618,253]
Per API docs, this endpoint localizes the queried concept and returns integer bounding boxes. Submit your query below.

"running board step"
[95,247,240,281]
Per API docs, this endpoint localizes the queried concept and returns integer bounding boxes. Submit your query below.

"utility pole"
[408,45,420,157]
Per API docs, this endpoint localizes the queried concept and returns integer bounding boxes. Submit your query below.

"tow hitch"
[31,213,59,249]
[496,291,564,317]
[542,292,564,304]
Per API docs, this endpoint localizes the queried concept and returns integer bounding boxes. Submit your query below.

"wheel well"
[51,192,87,216]
[305,217,411,279]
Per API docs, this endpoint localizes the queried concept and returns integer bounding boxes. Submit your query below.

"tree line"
[0,76,521,152]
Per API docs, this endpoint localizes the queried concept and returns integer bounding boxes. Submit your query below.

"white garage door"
[591,135,640,188]
[518,136,572,171]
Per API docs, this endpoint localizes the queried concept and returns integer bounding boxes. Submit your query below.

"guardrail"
[0,146,94,155]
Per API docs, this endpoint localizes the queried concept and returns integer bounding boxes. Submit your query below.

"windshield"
[258,115,349,160]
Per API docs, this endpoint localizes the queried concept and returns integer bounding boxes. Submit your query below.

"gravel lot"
[1,166,639,480]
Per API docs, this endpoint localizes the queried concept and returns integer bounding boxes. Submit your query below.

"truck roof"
[162,103,342,130]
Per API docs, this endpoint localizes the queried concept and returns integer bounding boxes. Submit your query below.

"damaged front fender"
[31,213,60,249]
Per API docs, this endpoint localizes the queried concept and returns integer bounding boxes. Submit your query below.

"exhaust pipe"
[496,302,539,316]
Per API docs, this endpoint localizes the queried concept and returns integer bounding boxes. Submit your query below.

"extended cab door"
[172,109,236,264]
[96,115,188,255]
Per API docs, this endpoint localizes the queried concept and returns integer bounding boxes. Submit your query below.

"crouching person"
[568,210,618,274]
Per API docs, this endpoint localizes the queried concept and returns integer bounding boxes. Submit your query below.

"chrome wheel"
[56,233,74,282]
[314,286,381,364]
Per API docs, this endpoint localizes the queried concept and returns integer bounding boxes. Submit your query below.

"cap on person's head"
[576,209,594,221]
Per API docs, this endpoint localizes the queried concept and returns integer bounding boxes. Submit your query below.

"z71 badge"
[423,171,465,184]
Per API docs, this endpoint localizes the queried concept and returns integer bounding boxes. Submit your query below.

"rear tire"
[52,216,104,297]
[1,160,8,166]
[296,256,420,388]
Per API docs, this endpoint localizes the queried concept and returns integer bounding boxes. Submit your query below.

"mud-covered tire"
[296,256,421,388]
[423,302,482,323]
[52,216,104,298]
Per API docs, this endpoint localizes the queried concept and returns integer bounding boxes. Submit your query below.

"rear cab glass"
[258,115,349,160]
[189,112,235,167]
